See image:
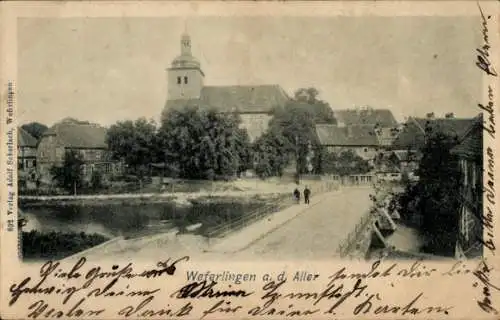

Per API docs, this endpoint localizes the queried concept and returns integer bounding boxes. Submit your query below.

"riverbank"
[19,179,335,206]
[20,190,290,207]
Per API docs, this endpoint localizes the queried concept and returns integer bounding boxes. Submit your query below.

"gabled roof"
[392,117,475,150]
[451,114,483,160]
[391,150,422,162]
[42,122,108,149]
[18,127,38,148]
[333,108,397,127]
[315,124,379,146]
[165,85,290,114]
[201,85,290,113]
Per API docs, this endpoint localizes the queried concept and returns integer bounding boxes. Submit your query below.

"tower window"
[177,76,181,84]
[184,76,188,84]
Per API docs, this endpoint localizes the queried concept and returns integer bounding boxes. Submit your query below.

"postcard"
[0,1,499,319]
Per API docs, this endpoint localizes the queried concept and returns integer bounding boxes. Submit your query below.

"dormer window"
[184,76,188,84]
[177,76,181,84]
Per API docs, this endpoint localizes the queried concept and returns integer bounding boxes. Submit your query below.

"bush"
[22,230,109,260]
[91,171,103,190]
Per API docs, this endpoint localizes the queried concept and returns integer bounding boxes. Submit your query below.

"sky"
[17,16,482,127]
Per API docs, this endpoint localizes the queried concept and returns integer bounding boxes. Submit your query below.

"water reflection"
[20,198,269,239]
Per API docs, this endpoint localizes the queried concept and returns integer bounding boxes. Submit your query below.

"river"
[19,197,277,239]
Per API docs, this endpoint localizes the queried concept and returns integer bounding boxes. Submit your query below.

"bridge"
[62,179,401,262]
[209,185,393,260]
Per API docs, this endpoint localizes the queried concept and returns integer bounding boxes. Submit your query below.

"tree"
[321,149,372,176]
[393,128,461,256]
[21,122,48,140]
[50,150,84,193]
[264,88,337,176]
[157,105,251,180]
[253,128,289,178]
[106,117,159,177]
[235,128,253,176]
[90,170,103,190]
[293,88,336,124]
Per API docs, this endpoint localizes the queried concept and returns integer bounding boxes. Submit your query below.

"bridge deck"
[233,187,374,260]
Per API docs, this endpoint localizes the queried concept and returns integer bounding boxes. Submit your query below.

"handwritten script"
[8,256,189,319]
[474,2,498,316]
[7,258,491,319]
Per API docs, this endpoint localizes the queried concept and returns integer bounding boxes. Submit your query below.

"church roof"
[315,124,379,146]
[170,54,202,70]
[165,84,290,114]
[333,108,398,127]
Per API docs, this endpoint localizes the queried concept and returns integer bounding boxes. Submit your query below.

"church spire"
[180,21,191,56]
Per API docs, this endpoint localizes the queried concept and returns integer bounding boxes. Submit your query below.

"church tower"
[167,33,204,100]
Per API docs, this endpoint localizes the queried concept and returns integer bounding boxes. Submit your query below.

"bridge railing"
[320,174,376,186]
[205,195,293,238]
[337,210,374,257]
[205,180,339,239]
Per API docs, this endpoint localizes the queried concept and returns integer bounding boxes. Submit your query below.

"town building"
[315,124,380,162]
[164,33,290,142]
[391,114,475,152]
[387,150,421,174]
[451,114,483,259]
[37,118,121,184]
[333,107,398,128]
[18,127,38,175]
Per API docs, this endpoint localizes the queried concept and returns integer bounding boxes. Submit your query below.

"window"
[177,76,181,84]
[184,76,188,84]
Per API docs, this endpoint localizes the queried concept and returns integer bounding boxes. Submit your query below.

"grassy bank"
[22,230,109,260]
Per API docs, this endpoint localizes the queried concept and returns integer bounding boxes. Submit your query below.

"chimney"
[445,112,454,119]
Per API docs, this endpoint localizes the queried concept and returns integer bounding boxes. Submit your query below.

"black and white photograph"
[2,2,499,319]
[14,13,488,263]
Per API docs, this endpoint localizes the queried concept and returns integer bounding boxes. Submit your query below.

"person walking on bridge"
[293,188,301,204]
[304,186,311,204]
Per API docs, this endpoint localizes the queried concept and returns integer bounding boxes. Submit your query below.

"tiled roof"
[165,85,290,114]
[333,108,397,127]
[392,150,422,162]
[392,117,475,150]
[18,127,38,148]
[315,124,379,146]
[451,114,483,159]
[201,85,290,113]
[42,122,108,149]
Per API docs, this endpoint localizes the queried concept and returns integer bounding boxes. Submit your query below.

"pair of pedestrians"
[293,186,311,204]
